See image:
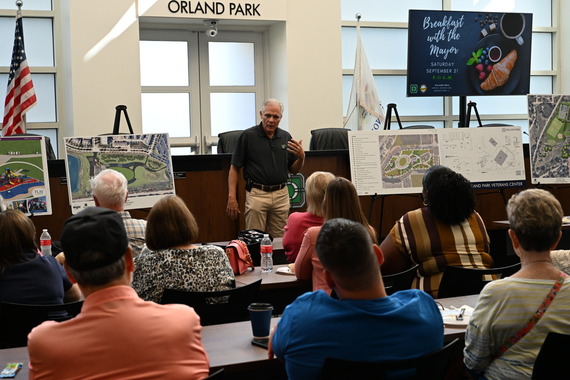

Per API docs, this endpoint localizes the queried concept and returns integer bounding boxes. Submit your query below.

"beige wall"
[61,0,343,149]
[59,1,570,147]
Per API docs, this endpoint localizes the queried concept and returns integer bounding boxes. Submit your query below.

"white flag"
[344,24,385,131]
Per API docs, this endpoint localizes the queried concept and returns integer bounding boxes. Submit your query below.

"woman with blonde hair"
[283,171,335,263]
[295,177,378,294]
[0,210,80,304]
[132,195,234,302]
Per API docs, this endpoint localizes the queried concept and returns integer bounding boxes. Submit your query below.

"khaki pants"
[245,187,289,238]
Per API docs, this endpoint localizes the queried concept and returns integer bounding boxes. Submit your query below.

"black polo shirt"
[231,123,295,185]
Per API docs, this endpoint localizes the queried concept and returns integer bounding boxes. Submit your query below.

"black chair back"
[160,279,262,325]
[321,338,461,380]
[382,265,419,295]
[437,262,521,298]
[532,332,570,379]
[205,368,225,379]
[309,128,349,150]
[217,130,244,153]
[0,300,84,348]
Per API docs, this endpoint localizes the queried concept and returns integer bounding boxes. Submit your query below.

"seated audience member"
[132,195,235,303]
[28,207,209,379]
[0,209,80,304]
[271,218,444,380]
[380,165,492,297]
[464,189,570,379]
[283,171,335,263]
[295,177,378,294]
[91,169,147,256]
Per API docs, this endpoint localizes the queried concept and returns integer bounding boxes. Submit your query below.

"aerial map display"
[64,134,175,214]
[0,136,51,215]
[528,94,570,184]
[349,127,525,195]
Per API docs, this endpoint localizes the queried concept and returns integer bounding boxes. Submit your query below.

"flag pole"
[355,13,362,130]
[16,0,26,132]
[342,13,361,129]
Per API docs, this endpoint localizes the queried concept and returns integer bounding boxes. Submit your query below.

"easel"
[464,101,483,128]
[110,105,134,135]
[383,103,403,130]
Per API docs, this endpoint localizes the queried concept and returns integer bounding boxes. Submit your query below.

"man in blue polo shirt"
[226,98,304,238]
[270,218,444,380]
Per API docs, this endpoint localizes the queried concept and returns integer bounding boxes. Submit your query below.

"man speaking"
[226,99,305,238]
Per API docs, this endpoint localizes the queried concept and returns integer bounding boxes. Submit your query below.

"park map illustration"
[528,94,570,184]
[0,136,51,215]
[65,134,175,213]
[349,127,525,196]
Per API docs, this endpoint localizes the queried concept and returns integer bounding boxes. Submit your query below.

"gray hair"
[90,169,128,209]
[262,98,284,115]
[507,189,563,252]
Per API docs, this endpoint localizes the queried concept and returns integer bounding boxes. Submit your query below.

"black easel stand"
[383,103,403,130]
[465,101,483,128]
[112,105,134,135]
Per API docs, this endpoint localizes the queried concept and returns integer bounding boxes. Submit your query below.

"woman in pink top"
[295,177,378,294]
[282,171,335,263]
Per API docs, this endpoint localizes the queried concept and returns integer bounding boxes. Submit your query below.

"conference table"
[235,263,312,315]
[0,294,479,379]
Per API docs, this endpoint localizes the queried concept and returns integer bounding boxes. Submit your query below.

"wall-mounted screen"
[407,10,532,97]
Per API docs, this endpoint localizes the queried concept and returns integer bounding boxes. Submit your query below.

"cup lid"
[248,303,273,310]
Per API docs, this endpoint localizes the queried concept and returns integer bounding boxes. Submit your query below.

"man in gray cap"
[28,207,210,379]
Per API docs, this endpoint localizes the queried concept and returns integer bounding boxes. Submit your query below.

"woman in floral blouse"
[132,195,235,303]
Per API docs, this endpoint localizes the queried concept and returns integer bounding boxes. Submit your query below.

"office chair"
[532,332,570,379]
[217,130,244,153]
[382,264,419,295]
[437,262,521,298]
[205,368,225,379]
[309,128,349,150]
[402,124,435,129]
[0,300,84,348]
[321,338,461,380]
[160,279,262,325]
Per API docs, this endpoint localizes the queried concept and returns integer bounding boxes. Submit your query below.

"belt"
[250,182,287,192]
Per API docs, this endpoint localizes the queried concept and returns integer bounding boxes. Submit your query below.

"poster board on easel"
[349,127,525,196]
[64,133,175,214]
[0,135,52,215]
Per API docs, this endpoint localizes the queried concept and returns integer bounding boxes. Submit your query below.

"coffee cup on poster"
[488,46,502,63]
[500,13,525,45]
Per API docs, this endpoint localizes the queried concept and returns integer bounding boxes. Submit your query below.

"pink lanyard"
[493,272,568,359]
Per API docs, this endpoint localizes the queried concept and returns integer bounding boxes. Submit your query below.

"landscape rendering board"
[64,134,175,213]
[528,94,570,184]
[0,136,51,215]
[349,127,525,195]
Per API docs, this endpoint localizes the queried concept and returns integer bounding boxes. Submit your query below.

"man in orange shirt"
[28,207,210,379]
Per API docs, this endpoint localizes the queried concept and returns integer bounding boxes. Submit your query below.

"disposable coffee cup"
[248,303,273,338]
[500,13,525,45]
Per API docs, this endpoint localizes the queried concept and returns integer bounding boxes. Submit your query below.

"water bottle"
[40,229,52,256]
[260,234,273,272]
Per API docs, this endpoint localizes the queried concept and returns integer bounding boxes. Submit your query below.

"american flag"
[2,12,37,136]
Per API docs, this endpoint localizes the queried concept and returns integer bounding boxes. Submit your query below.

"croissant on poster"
[481,49,518,91]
